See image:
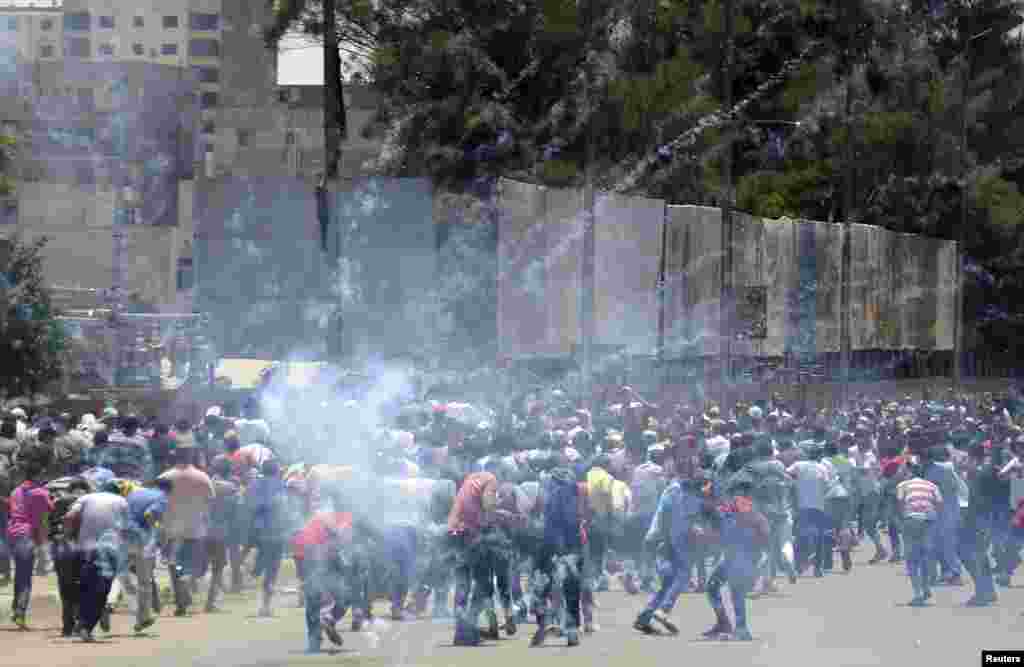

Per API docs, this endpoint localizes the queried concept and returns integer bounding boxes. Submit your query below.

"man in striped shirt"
[896,467,944,606]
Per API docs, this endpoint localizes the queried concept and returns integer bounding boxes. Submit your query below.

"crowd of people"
[2,381,1024,653]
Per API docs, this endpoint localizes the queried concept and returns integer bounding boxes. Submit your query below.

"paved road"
[2,549,1022,667]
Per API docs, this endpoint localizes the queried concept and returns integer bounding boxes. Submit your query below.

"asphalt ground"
[2,548,1022,667]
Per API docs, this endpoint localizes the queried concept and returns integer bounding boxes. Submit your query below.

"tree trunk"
[322,0,348,360]
[323,0,347,182]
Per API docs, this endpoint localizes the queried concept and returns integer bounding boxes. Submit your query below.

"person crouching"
[701,477,769,641]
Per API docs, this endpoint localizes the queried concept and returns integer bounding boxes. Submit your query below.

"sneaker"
[653,610,679,635]
[99,606,111,633]
[788,571,798,585]
[134,617,156,634]
[79,628,95,643]
[583,622,597,634]
[322,622,344,647]
[174,607,188,618]
[566,629,579,647]
[256,606,272,618]
[504,615,518,636]
[964,595,997,607]
[529,624,547,647]
[908,595,927,607]
[481,609,500,640]
[731,627,754,641]
[633,618,658,635]
[12,613,27,630]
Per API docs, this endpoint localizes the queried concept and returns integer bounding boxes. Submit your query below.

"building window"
[193,66,219,83]
[64,12,90,31]
[177,258,194,290]
[189,12,220,31]
[99,15,115,29]
[0,200,16,225]
[163,15,179,29]
[133,16,144,28]
[39,44,54,58]
[5,17,17,31]
[76,88,95,111]
[237,130,250,147]
[285,131,295,145]
[98,43,115,57]
[199,91,218,109]
[201,119,215,134]
[65,37,91,58]
[161,43,178,56]
[40,18,53,31]
[132,43,144,56]
[189,39,219,57]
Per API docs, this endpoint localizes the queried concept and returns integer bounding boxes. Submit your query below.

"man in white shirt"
[65,484,129,642]
[786,448,830,577]
[848,427,887,563]
[704,421,730,461]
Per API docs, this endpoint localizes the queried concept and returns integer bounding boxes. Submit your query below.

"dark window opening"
[189,13,220,31]
[161,43,178,56]
[99,15,115,29]
[64,12,90,31]
[189,39,219,57]
[163,15,179,29]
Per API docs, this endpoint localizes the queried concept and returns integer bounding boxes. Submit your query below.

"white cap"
[10,407,26,419]
[205,406,223,418]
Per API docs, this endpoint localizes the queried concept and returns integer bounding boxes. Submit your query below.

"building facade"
[0,0,382,317]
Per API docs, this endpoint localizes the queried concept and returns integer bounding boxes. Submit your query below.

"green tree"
[0,236,67,399]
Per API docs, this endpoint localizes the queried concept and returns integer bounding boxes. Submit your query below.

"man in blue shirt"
[123,478,171,633]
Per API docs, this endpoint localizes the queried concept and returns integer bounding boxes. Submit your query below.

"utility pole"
[954,28,991,395]
[719,0,734,414]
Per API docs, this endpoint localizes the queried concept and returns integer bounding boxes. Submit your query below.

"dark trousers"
[10,536,35,617]
[302,560,349,651]
[79,550,117,634]
[255,539,286,598]
[0,505,10,578]
[533,551,582,631]
[707,558,753,630]
[52,540,82,634]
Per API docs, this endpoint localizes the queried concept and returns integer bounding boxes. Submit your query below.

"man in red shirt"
[292,495,354,654]
[448,471,499,646]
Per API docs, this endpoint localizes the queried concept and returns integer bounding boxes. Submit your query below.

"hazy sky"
[277,34,324,85]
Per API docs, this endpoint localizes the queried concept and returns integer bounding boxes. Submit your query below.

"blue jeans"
[903,518,934,598]
[796,508,830,572]
[707,557,753,631]
[641,545,689,617]
[934,509,962,579]
[10,536,35,617]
